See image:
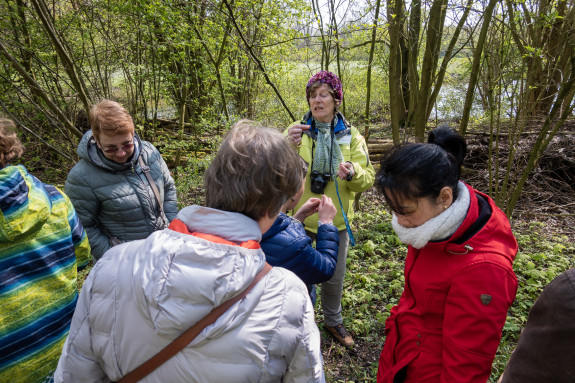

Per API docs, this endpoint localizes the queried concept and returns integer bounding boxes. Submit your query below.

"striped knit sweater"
[0,165,91,383]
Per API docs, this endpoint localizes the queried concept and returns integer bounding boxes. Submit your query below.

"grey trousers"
[309,229,350,327]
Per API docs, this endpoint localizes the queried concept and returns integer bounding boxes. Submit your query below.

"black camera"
[310,170,331,194]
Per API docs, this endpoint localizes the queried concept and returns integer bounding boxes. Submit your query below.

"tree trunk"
[365,0,382,135]
[413,0,448,142]
[29,0,92,114]
[427,0,473,119]
[0,41,82,139]
[405,0,421,130]
[459,0,498,136]
[387,0,404,144]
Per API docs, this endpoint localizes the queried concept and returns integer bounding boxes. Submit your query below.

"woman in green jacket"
[286,71,375,347]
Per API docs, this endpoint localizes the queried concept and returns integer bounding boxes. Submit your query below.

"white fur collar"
[391,181,470,249]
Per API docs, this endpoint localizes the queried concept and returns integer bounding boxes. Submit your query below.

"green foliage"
[491,222,574,380]
[4,0,574,379]
[173,154,215,208]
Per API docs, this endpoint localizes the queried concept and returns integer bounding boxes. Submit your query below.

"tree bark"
[405,0,421,130]
[387,0,404,144]
[413,0,448,142]
[427,0,473,119]
[330,0,344,115]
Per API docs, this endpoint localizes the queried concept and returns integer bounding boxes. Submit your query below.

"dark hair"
[205,120,304,221]
[375,125,467,214]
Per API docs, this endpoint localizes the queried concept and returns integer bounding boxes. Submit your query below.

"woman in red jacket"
[375,126,518,383]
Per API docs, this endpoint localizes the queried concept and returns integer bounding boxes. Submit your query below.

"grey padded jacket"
[65,130,177,260]
[54,206,325,383]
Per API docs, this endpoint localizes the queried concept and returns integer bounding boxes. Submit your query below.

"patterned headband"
[306,71,343,101]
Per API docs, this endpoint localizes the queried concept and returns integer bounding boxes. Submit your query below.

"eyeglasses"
[101,142,134,154]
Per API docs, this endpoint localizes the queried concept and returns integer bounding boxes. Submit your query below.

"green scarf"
[311,116,344,178]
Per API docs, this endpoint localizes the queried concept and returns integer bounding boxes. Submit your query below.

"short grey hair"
[205,120,304,221]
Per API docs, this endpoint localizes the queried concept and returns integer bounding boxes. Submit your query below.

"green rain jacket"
[285,112,375,233]
[0,165,90,382]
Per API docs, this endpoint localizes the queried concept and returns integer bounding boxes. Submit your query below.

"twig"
[516,212,575,217]
[0,99,73,161]
[466,131,575,136]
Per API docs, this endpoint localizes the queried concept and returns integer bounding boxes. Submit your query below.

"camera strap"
[334,178,355,246]
[330,121,356,247]
[307,119,356,246]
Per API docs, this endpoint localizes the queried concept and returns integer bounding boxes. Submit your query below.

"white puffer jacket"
[54,206,324,383]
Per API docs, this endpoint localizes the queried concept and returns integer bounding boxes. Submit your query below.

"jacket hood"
[0,166,51,242]
[261,212,291,240]
[77,130,142,171]
[429,183,518,264]
[131,206,265,337]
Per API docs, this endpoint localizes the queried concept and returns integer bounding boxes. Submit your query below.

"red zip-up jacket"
[378,183,518,383]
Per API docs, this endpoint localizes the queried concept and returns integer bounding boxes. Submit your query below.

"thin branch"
[222,0,295,121]
[0,40,82,139]
[0,72,76,147]
[0,99,73,161]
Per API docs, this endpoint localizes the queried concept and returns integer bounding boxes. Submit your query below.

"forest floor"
[23,122,575,382]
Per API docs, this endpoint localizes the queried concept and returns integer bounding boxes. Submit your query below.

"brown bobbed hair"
[0,119,24,168]
[205,120,305,221]
[90,100,134,141]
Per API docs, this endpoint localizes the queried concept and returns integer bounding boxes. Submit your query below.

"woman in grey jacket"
[65,100,177,261]
[55,121,324,383]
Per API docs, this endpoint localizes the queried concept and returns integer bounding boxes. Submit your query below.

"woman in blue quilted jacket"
[65,100,178,261]
[261,159,339,305]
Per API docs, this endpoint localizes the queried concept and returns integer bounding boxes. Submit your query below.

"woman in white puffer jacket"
[54,121,325,383]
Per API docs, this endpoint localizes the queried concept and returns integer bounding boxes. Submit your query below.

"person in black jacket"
[261,159,339,305]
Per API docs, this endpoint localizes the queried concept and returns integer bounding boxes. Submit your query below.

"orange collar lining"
[169,219,260,249]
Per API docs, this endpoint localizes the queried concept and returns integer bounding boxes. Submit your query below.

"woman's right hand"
[318,195,337,224]
[288,124,310,147]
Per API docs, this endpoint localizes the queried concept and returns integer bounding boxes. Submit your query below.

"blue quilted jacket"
[65,131,177,261]
[261,212,339,299]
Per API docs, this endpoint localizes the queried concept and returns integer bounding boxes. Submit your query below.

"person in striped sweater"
[0,119,91,382]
